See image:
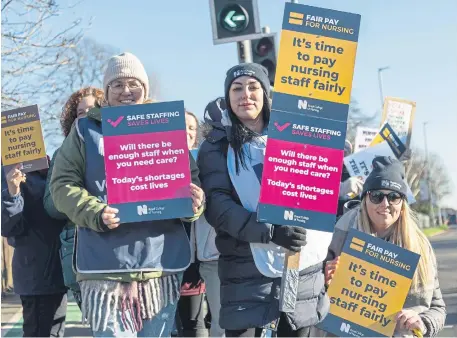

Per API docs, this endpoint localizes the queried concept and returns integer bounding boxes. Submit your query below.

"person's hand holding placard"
[5,163,26,197]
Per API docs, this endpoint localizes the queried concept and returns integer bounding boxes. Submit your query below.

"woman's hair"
[186,110,199,149]
[358,197,435,291]
[227,90,270,174]
[143,98,157,104]
[61,87,104,137]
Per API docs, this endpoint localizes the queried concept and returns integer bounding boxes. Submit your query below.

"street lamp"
[423,122,436,226]
[378,66,389,110]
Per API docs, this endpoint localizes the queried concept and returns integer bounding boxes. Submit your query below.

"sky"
[50,0,457,208]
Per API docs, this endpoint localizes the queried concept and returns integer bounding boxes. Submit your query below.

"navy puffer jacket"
[1,166,66,295]
[197,119,329,330]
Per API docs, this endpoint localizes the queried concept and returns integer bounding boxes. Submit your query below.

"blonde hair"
[358,197,435,291]
[143,98,157,104]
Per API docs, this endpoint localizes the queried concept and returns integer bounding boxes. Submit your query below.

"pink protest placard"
[101,101,193,223]
[104,131,189,204]
[259,138,343,215]
[257,110,346,232]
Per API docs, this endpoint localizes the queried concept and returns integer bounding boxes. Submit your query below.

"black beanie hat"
[224,63,271,106]
[362,156,408,197]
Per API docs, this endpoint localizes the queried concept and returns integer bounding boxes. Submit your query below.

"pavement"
[1,225,456,337]
[1,292,91,337]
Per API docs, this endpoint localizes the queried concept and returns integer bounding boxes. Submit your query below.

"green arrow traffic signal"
[224,10,246,28]
[219,4,249,33]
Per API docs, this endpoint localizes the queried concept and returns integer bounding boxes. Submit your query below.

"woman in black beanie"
[198,63,329,337]
[324,156,446,337]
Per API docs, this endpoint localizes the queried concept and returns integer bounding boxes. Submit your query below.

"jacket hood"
[201,96,231,143]
[201,109,232,143]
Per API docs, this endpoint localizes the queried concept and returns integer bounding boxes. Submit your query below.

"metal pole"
[378,67,389,110]
[423,122,436,226]
[378,71,384,108]
[237,40,252,64]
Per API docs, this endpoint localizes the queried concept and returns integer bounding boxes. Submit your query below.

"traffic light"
[209,0,261,45]
[251,33,277,86]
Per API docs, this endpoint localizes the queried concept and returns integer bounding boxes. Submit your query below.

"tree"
[346,98,378,147]
[405,148,452,212]
[1,0,88,111]
[40,38,119,150]
[2,1,160,153]
[404,149,427,199]
[59,38,118,96]
[39,39,162,151]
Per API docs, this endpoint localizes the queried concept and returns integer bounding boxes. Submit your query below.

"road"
[434,224,457,337]
[1,226,456,337]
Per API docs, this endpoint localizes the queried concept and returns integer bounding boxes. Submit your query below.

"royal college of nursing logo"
[283,210,309,224]
[137,205,148,216]
[340,322,364,337]
[137,204,165,216]
[284,210,294,221]
[233,69,255,78]
[381,179,402,190]
[297,98,323,113]
[340,322,351,334]
[298,99,308,110]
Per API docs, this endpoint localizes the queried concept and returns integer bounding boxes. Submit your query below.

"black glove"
[271,225,307,252]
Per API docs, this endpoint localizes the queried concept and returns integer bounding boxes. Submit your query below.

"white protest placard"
[344,141,416,203]
[354,126,378,153]
[381,97,416,147]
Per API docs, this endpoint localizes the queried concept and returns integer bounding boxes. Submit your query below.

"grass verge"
[422,224,448,237]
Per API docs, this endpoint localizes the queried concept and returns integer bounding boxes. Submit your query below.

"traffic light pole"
[237,40,253,63]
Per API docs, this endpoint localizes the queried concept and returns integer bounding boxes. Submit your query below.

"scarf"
[227,132,286,278]
[80,275,180,333]
[224,111,332,278]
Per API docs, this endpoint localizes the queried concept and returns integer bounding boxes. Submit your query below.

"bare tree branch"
[1,0,90,111]
[405,148,452,205]
[1,0,14,12]
[38,38,118,145]
[346,98,378,147]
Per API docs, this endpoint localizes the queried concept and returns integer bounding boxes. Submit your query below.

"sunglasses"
[368,191,404,205]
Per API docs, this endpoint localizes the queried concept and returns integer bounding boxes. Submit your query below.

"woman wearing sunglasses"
[324,156,446,337]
